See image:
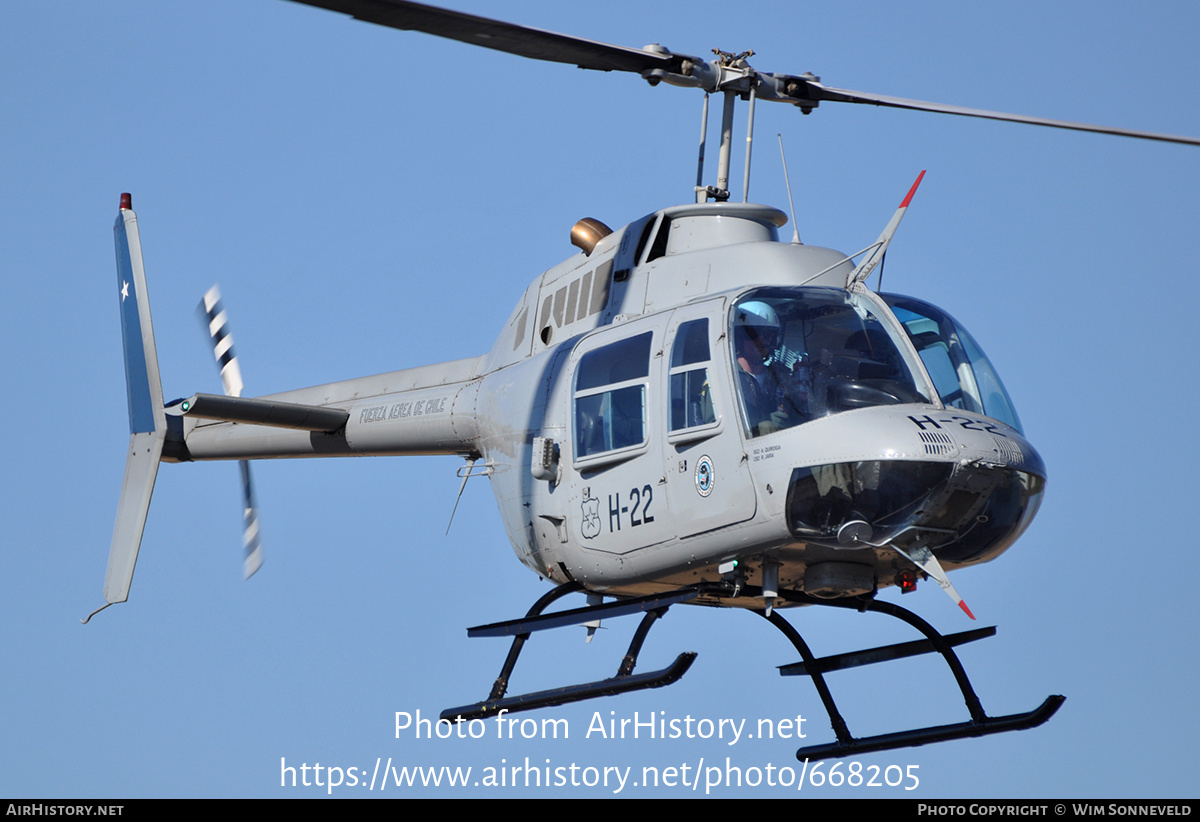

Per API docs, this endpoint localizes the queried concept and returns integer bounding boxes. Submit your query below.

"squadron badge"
[695,455,715,497]
[580,491,602,539]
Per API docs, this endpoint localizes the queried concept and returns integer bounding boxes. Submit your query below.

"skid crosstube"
[762,593,1064,762]
[467,587,701,637]
[441,582,701,722]
[779,626,997,676]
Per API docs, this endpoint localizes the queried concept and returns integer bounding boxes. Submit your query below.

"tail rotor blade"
[199,286,244,398]
[240,460,263,579]
[198,285,263,578]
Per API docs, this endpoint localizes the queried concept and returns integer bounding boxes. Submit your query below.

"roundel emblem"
[695,455,715,497]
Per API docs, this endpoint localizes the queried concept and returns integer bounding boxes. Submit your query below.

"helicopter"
[89,0,1200,764]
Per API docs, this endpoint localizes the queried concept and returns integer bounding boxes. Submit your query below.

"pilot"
[733,300,809,435]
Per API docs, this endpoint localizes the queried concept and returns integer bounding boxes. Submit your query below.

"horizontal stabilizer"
[175,393,350,432]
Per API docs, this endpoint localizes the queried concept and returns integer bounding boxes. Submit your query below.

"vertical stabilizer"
[88,194,166,619]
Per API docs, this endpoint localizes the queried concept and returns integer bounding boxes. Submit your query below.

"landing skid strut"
[762,593,1064,761]
[440,581,700,722]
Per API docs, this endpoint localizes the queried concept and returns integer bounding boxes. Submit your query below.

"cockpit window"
[883,294,1023,433]
[731,288,931,437]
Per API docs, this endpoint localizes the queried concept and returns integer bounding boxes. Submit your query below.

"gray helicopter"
[91,0,1200,761]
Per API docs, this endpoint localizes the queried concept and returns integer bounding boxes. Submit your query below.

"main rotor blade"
[808,81,1200,147]
[288,0,691,74]
[289,1,1200,147]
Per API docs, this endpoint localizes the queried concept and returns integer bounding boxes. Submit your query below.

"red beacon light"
[897,569,918,594]
[119,193,132,211]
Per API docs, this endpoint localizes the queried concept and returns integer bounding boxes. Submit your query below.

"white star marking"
[121,280,129,301]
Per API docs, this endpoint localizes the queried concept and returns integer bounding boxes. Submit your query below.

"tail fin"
[84,194,166,622]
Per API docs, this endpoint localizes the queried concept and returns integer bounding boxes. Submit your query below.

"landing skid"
[440,581,700,722]
[762,593,1064,761]
[440,582,1063,761]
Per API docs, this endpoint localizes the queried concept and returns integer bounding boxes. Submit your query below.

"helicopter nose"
[786,458,1044,564]
[781,409,1046,565]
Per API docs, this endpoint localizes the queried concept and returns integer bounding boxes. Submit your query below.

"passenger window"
[669,319,715,431]
[574,332,652,459]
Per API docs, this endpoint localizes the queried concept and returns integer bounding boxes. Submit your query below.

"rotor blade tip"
[244,550,263,580]
[958,600,976,620]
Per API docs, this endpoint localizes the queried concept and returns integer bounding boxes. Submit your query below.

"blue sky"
[3,0,1199,798]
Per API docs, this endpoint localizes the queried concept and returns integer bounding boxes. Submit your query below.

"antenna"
[694,94,709,204]
[777,134,801,244]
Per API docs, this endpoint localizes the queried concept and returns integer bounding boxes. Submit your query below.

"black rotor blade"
[289,0,1200,147]
[288,0,691,74]
[809,82,1200,147]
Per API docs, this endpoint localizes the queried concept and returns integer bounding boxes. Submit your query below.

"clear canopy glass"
[882,294,1023,433]
[730,288,932,437]
[729,288,1024,437]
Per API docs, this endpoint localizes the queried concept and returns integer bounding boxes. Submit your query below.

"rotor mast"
[684,50,763,204]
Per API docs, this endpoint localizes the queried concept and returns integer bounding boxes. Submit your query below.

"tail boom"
[171,359,484,461]
[95,195,484,619]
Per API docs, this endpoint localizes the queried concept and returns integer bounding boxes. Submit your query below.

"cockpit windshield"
[882,294,1024,433]
[731,288,931,437]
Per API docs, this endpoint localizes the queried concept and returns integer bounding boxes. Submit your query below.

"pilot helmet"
[734,300,780,351]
